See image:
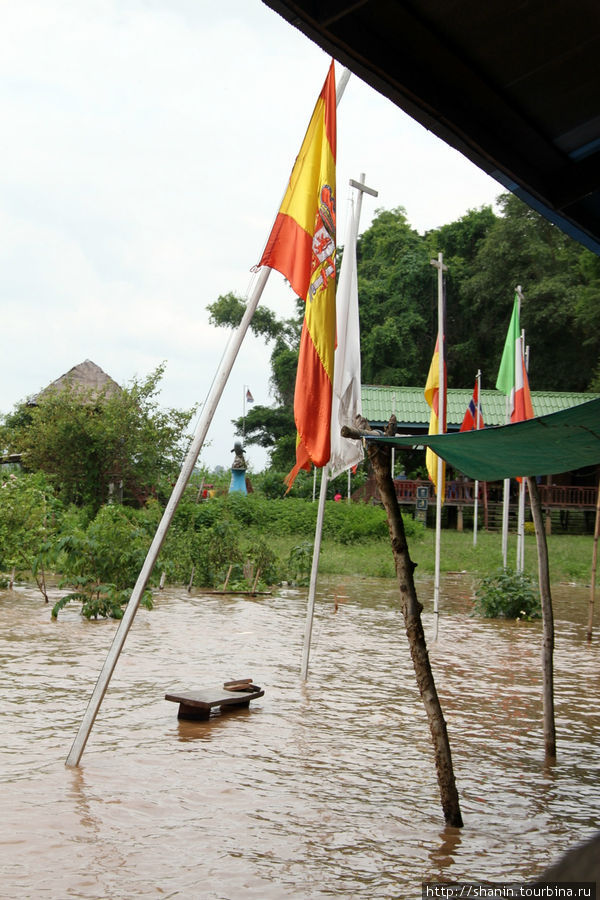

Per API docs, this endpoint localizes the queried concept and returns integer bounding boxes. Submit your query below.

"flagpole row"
[65,266,272,767]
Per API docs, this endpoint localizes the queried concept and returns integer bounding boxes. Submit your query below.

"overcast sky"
[0,1,503,472]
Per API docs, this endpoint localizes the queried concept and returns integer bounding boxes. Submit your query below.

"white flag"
[329,197,363,478]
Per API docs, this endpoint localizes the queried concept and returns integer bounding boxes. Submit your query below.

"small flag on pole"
[257,62,337,490]
[460,378,484,432]
[246,389,254,404]
[496,293,534,423]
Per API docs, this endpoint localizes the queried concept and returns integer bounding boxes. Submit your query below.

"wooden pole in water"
[64,265,272,768]
[343,416,463,827]
[587,477,600,641]
[526,475,557,759]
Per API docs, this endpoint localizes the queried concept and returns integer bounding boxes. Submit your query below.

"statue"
[229,440,247,494]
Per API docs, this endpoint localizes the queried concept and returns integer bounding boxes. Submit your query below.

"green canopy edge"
[363,397,600,481]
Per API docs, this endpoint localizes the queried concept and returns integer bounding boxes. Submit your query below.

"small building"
[2,360,124,502]
[28,359,121,406]
[358,385,600,533]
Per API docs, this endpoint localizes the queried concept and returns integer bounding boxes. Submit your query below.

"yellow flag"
[424,338,446,499]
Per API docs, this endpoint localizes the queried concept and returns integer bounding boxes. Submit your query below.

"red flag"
[460,379,485,432]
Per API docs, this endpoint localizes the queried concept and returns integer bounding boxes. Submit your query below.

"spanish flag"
[424,337,446,498]
[258,62,337,488]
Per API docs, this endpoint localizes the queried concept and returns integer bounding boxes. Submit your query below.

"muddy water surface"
[1,575,599,898]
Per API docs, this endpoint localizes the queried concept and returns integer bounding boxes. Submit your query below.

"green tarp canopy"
[364,397,600,482]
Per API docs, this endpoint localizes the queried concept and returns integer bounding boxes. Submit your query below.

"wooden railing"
[537,484,598,508]
[357,478,598,509]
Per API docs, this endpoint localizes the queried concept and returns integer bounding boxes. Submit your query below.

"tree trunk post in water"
[587,478,600,642]
[346,417,463,827]
[526,476,557,759]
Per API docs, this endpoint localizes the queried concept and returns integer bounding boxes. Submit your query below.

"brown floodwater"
[1,573,599,899]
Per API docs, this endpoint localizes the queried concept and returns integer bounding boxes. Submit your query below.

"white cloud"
[0,0,501,471]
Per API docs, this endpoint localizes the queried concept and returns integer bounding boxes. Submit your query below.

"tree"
[357,207,435,385]
[208,292,302,469]
[426,205,499,387]
[0,471,59,598]
[205,197,600,470]
[1,364,195,511]
[457,193,600,391]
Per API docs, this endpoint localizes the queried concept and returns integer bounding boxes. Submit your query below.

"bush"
[287,541,313,585]
[0,471,63,599]
[52,504,156,619]
[474,567,540,620]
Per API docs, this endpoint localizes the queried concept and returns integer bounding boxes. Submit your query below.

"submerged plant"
[474,567,540,620]
[287,541,313,586]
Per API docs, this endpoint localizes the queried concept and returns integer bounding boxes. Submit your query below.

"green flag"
[496,293,519,395]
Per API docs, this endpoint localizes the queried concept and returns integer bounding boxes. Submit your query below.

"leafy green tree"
[52,503,158,619]
[357,207,435,385]
[2,364,194,511]
[426,205,499,387]
[208,292,302,469]
[0,471,60,598]
[458,194,600,391]
[206,196,600,469]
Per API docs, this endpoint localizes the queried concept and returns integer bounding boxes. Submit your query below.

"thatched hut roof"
[30,360,121,405]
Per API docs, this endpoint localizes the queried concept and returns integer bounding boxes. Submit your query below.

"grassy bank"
[266,528,595,586]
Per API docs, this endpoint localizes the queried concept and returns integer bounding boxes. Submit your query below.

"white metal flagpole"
[473,369,482,547]
[301,169,376,680]
[242,384,247,442]
[65,266,271,767]
[430,252,447,641]
[301,464,329,679]
[516,332,529,573]
[67,62,354,760]
[501,286,522,567]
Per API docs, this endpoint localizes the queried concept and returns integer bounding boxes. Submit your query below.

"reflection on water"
[0,575,599,898]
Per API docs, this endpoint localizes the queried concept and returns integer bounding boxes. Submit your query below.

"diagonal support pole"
[65,266,271,767]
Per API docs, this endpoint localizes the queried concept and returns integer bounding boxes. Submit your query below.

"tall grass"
[262,526,594,586]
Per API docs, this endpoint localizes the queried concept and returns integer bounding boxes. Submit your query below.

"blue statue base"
[229,467,247,494]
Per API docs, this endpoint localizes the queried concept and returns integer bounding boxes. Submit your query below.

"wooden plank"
[165,684,264,720]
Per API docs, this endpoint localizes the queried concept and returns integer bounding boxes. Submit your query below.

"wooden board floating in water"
[165,681,264,720]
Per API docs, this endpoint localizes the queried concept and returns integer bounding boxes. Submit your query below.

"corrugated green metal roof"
[361,385,600,430]
[371,397,600,480]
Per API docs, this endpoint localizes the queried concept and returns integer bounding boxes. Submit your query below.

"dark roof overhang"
[262,0,600,255]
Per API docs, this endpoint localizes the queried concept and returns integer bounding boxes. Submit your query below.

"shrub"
[0,471,63,599]
[287,541,313,585]
[52,504,156,619]
[474,567,540,620]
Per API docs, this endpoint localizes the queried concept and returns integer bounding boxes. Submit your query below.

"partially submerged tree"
[0,471,59,599]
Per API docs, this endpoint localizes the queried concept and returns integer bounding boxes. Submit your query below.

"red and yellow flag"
[258,62,337,488]
[424,337,447,498]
